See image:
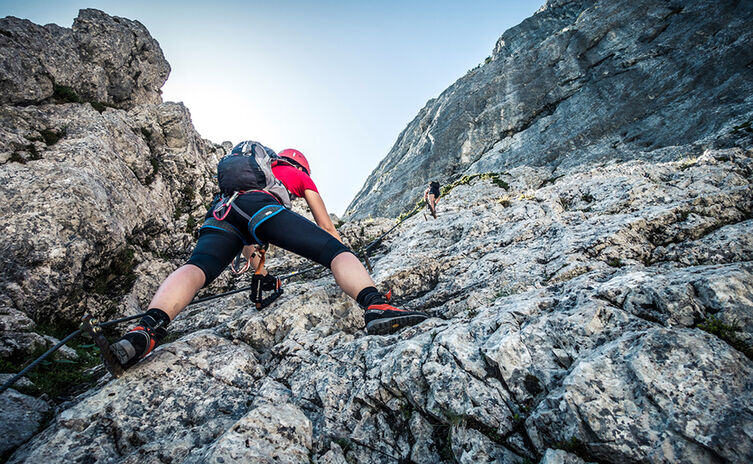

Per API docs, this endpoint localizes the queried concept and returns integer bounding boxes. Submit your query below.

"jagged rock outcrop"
[0,10,225,423]
[0,9,169,109]
[0,101,220,326]
[9,147,752,463]
[345,0,753,219]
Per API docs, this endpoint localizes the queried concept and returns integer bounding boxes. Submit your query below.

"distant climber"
[424,181,441,218]
[108,141,428,372]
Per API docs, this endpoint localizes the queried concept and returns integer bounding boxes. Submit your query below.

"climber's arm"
[304,189,342,242]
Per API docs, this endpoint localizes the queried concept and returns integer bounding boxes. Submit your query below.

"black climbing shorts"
[429,187,440,198]
[186,192,351,286]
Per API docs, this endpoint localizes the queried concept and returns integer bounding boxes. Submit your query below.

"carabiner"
[230,252,252,274]
[213,192,239,221]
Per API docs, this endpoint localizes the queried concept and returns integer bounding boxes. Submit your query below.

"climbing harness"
[201,216,247,245]
[238,203,286,246]
[210,192,285,247]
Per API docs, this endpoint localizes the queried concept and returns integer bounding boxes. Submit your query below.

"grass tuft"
[94,101,117,113]
[554,436,590,460]
[697,315,753,360]
[1,337,101,400]
[185,215,197,233]
[333,438,353,454]
[606,257,624,268]
[678,157,698,171]
[39,128,66,146]
[52,83,82,103]
[731,120,752,134]
[9,152,26,164]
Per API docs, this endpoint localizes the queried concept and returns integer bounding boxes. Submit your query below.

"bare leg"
[148,264,206,320]
[428,194,437,218]
[330,252,375,299]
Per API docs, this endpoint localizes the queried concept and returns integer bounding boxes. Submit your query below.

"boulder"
[0,9,169,108]
[0,388,51,455]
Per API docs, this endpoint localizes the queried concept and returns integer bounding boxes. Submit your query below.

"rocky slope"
[7,147,753,463]
[345,0,753,219]
[2,3,753,464]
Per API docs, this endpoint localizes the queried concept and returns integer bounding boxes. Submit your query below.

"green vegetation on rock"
[52,83,82,103]
[1,323,102,400]
[697,315,753,360]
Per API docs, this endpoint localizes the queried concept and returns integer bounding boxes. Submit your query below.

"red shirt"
[272,164,318,198]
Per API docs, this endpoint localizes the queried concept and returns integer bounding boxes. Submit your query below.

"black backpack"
[217,141,292,208]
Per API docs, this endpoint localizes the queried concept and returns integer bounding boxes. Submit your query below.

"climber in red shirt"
[108,144,428,372]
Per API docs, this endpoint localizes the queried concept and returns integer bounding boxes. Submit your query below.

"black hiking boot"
[110,309,169,369]
[365,304,428,335]
[110,325,167,369]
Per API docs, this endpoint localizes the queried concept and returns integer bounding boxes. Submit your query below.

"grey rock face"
[0,11,225,378]
[0,9,169,108]
[7,331,264,463]
[527,328,753,463]
[0,101,221,326]
[0,388,51,455]
[540,449,591,464]
[201,403,313,463]
[9,147,752,463]
[0,304,46,359]
[345,0,753,219]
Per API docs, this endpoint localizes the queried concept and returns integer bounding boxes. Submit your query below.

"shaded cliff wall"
[345,0,753,219]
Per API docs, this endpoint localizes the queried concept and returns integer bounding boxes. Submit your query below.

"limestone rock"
[0,373,34,389]
[0,9,169,108]
[8,147,753,464]
[0,388,51,455]
[540,449,591,464]
[0,100,221,325]
[7,331,263,463]
[200,403,313,464]
[317,443,348,464]
[0,305,34,332]
[527,329,753,463]
[0,305,46,360]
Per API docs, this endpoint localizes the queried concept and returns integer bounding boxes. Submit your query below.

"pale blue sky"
[2,0,543,215]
